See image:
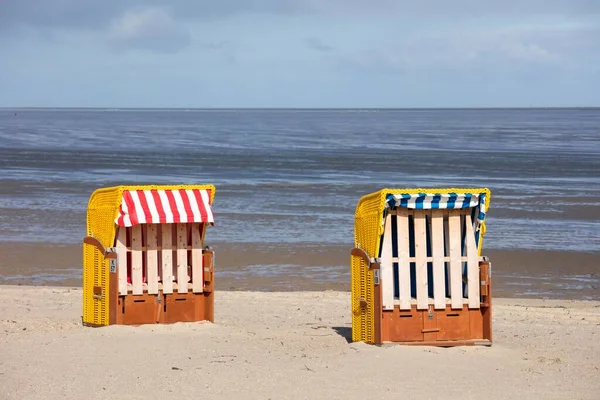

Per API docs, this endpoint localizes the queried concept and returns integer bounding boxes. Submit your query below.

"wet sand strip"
[0,242,598,300]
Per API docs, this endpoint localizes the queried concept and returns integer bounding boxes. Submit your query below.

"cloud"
[306,37,334,52]
[0,0,310,34]
[344,23,600,78]
[0,1,122,32]
[314,0,600,18]
[108,7,190,53]
[2,1,599,35]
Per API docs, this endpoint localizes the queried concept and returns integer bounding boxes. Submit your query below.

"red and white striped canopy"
[115,189,214,227]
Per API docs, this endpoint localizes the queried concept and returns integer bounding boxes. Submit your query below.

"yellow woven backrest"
[82,184,216,326]
[351,187,491,343]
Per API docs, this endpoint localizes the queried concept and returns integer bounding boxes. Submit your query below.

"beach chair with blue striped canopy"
[350,188,492,346]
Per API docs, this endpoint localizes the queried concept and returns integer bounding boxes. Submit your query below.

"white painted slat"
[177,224,188,293]
[448,210,463,309]
[389,256,471,263]
[394,297,469,306]
[431,209,446,310]
[397,209,411,310]
[131,225,143,295]
[161,224,173,294]
[116,227,128,296]
[465,213,480,309]
[414,211,428,310]
[191,223,204,293]
[380,214,394,310]
[443,211,450,303]
[146,224,159,294]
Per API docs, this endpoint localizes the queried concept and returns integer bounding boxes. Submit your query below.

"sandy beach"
[0,285,598,400]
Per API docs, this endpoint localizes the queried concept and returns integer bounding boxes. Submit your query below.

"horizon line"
[1,106,599,111]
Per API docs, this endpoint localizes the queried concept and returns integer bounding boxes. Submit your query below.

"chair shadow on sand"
[332,326,353,343]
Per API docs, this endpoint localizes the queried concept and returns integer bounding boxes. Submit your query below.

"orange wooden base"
[114,291,214,325]
[371,260,492,346]
[379,304,491,346]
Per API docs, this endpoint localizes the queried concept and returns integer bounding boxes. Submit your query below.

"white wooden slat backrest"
[380,209,480,310]
[115,223,205,296]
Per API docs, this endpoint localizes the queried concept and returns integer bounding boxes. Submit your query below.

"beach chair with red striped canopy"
[82,185,216,326]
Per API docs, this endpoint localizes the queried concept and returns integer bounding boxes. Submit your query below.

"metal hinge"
[356,297,368,309]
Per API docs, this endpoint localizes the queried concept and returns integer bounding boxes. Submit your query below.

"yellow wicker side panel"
[351,190,387,343]
[82,244,95,324]
[83,187,121,326]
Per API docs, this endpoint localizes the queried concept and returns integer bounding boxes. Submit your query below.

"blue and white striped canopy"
[385,192,487,226]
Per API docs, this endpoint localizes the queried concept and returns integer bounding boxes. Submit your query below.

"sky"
[1,1,599,108]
